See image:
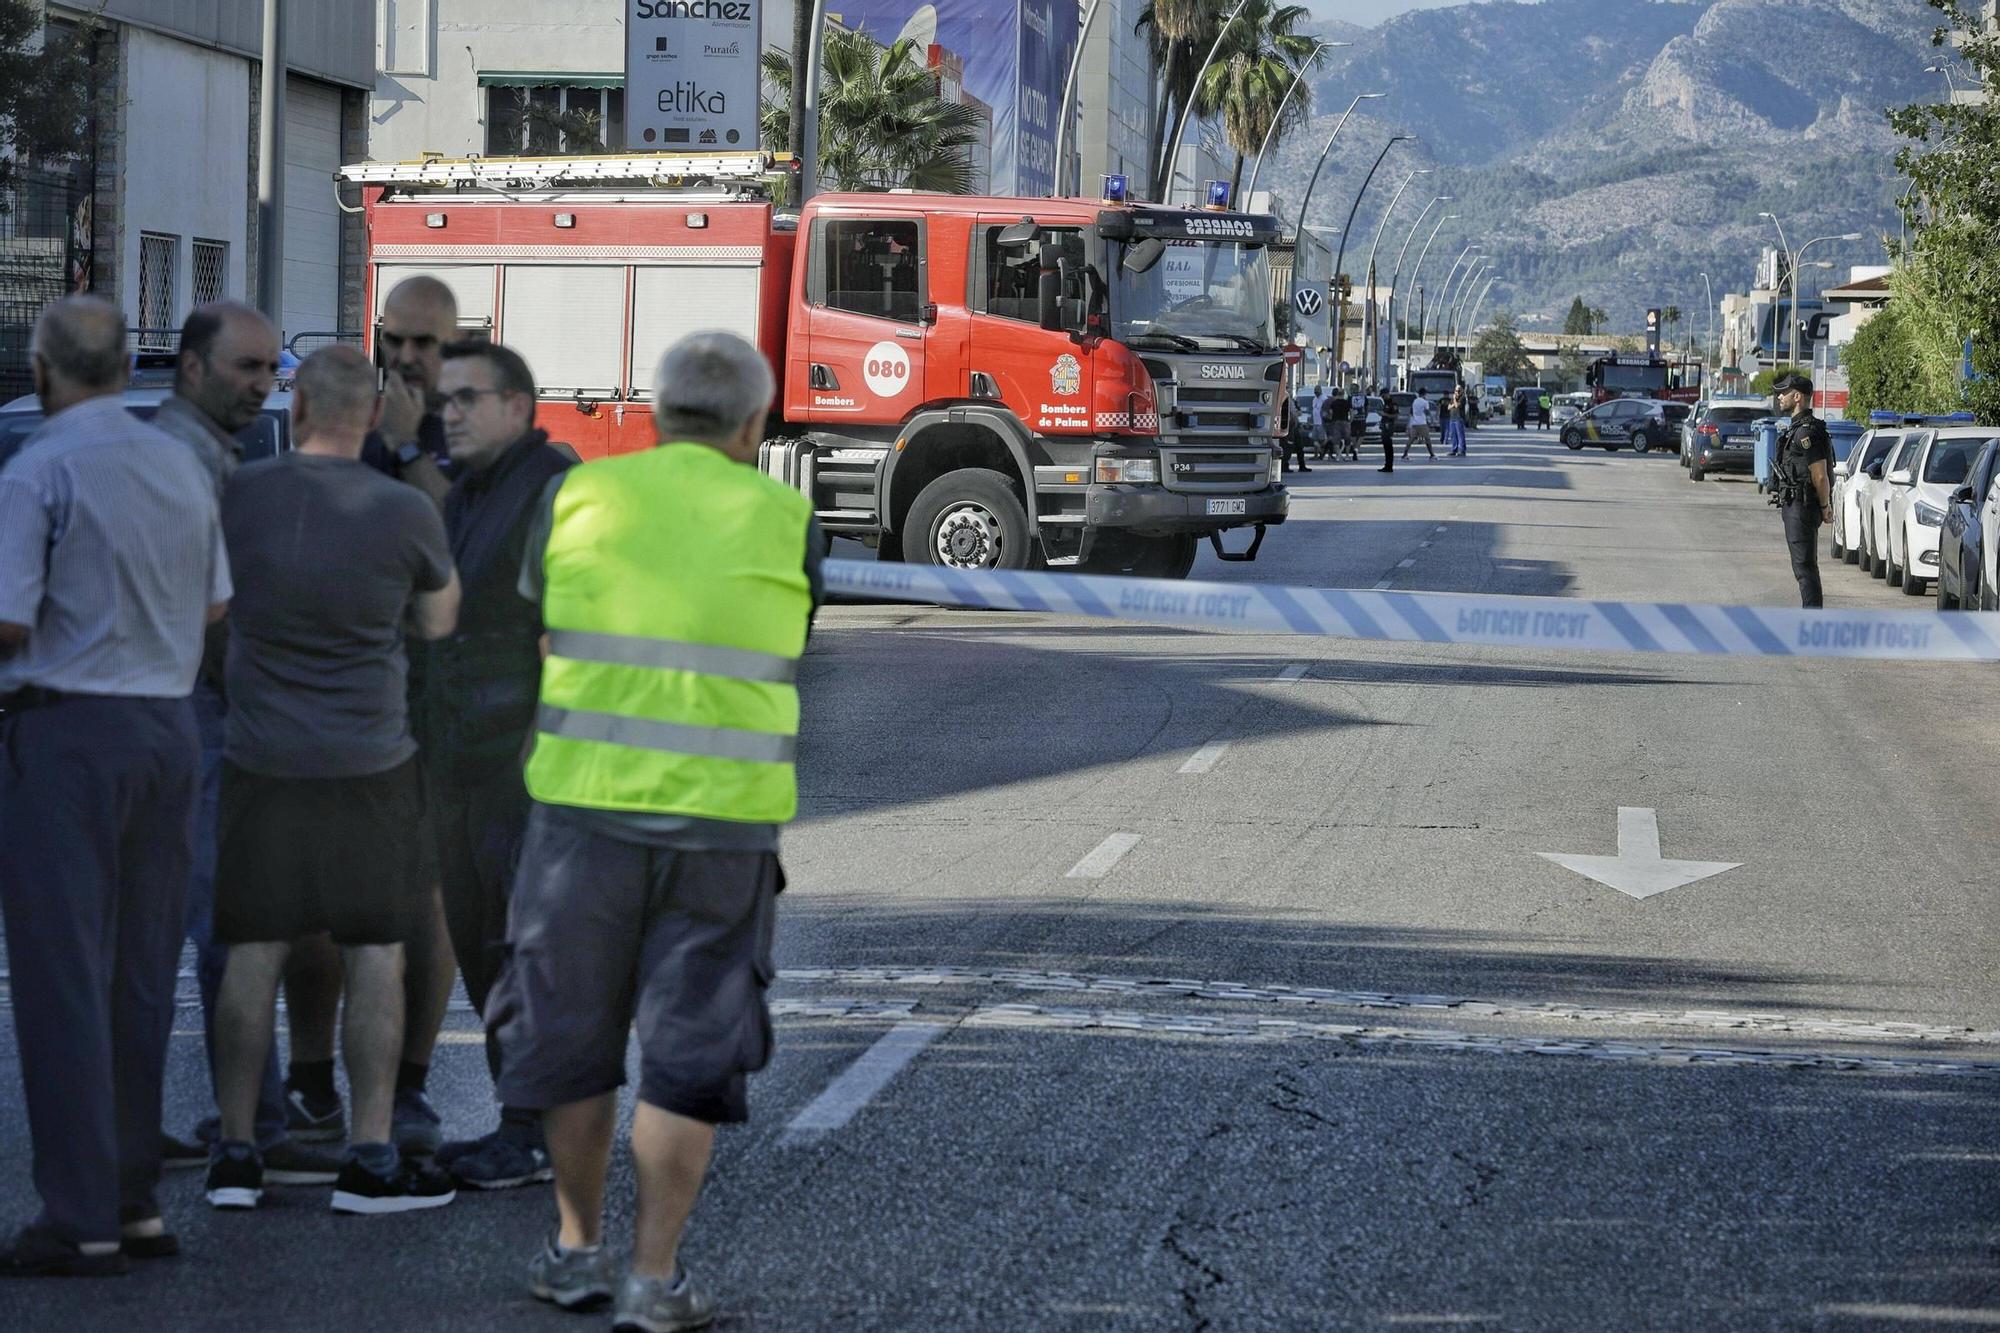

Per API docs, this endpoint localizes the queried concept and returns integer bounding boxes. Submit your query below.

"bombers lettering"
[636,0,753,18]
[1182,217,1258,238]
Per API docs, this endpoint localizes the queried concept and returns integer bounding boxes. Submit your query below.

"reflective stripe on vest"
[524,444,812,823]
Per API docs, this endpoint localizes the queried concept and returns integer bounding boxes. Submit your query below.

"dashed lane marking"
[781,1020,949,1140]
[1065,833,1142,879]
[1178,742,1230,775]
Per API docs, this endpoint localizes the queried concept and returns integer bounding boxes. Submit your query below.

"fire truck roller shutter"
[373,264,497,333]
[501,266,625,397]
[627,265,762,401]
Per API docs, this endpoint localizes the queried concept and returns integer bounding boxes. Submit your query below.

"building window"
[192,239,227,306]
[138,232,178,349]
[483,82,624,156]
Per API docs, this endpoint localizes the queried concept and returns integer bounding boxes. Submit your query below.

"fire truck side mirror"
[1123,238,1166,275]
[997,218,1042,249]
[1038,268,1064,333]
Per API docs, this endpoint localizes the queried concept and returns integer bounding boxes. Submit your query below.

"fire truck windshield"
[1597,361,1670,394]
[1109,240,1275,352]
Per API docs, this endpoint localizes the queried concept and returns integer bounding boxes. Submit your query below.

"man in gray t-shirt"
[223,453,452,777]
[206,346,465,1218]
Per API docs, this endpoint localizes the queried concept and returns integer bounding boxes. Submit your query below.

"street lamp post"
[1388,194,1449,371]
[1288,95,1388,305]
[1789,232,1863,373]
[1429,244,1479,346]
[1159,0,1251,202]
[1463,274,1499,347]
[1244,41,1347,204]
[1052,0,1109,196]
[1700,272,1715,374]
[1757,210,1794,359]
[1406,211,1459,355]
[1448,259,1488,349]
[1361,166,1431,387]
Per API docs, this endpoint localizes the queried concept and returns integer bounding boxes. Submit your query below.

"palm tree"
[1662,303,1682,350]
[762,28,986,193]
[1194,0,1317,196]
[1137,0,1219,196]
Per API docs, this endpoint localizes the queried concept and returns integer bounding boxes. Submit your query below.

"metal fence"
[0,165,92,404]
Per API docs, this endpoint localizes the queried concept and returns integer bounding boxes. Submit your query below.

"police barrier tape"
[823,559,2000,662]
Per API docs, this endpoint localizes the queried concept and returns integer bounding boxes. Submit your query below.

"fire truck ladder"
[337,152,780,193]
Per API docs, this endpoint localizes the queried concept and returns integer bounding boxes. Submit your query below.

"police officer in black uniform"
[1770,372,1835,607]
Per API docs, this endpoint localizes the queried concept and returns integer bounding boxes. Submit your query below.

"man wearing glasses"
[415,341,574,1191]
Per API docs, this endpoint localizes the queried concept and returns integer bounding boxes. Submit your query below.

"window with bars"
[484,83,624,156]
[138,232,178,350]
[192,239,227,306]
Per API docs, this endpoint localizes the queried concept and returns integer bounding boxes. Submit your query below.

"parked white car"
[1551,392,1590,426]
[1983,467,2000,610]
[1861,432,1927,579]
[1830,428,1901,563]
[1884,425,2000,596]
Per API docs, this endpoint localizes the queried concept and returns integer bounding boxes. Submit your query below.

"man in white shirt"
[1402,390,1436,460]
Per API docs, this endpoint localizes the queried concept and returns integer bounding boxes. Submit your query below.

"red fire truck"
[337,152,1290,578]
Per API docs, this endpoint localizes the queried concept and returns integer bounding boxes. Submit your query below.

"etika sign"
[627,0,761,152]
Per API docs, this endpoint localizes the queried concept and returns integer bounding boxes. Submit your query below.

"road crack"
[1161,1221,1227,1331]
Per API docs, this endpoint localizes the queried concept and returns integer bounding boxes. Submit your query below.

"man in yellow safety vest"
[488,331,822,1328]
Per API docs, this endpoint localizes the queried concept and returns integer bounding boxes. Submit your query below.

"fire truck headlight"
[1268,452,1283,485]
[1095,456,1160,484]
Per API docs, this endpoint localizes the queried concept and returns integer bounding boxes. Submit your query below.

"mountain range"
[1257,0,1943,333]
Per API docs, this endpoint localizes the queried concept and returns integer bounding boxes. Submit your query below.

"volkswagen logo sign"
[1294,288,1324,317]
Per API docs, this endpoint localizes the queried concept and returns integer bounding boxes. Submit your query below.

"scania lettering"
[338,153,1289,579]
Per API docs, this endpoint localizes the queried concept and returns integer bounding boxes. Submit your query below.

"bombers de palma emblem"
[1050,353,1082,397]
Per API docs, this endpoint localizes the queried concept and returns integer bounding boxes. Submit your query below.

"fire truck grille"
[1160,447,1270,493]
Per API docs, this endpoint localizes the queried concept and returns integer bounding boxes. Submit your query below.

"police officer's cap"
[1772,372,1814,397]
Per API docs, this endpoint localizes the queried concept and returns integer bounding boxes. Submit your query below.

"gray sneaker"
[612,1269,715,1332]
[526,1237,619,1312]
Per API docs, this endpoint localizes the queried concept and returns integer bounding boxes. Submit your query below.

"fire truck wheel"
[906,469,1033,572]
[1131,534,1200,580]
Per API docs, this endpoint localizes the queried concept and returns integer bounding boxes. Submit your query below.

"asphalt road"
[3,422,1996,1330]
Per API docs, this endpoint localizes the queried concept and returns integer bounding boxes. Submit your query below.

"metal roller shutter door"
[627,266,761,399]
[282,77,343,342]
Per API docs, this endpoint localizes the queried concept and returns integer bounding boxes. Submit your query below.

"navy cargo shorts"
[488,801,780,1124]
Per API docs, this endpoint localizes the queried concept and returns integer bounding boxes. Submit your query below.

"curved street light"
[1429,243,1481,345]
[1159,0,1252,201]
[1462,273,1500,345]
[1244,41,1348,205]
[1053,0,1110,196]
[1286,95,1388,306]
[1387,194,1450,371]
[1361,167,1432,386]
[1405,211,1458,355]
[1448,259,1489,349]
[1789,231,1863,369]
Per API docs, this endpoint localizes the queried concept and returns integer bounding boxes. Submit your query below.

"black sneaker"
[284,1084,345,1144]
[330,1155,457,1215]
[204,1144,264,1210]
[160,1131,207,1172]
[263,1140,343,1185]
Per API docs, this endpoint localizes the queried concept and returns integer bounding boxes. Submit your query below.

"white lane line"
[1434,526,1447,533]
[1179,742,1230,774]
[1273,663,1309,684]
[1371,578,1394,590]
[1066,832,1142,879]
[783,1020,948,1138]
[1396,558,1417,568]
[1418,541,1432,549]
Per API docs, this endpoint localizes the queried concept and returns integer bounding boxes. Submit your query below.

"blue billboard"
[830,0,1077,197]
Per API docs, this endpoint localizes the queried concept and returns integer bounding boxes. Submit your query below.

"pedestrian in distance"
[490,331,825,1327]
[1513,390,1528,431]
[1278,392,1310,474]
[1444,387,1469,456]
[419,340,575,1191]
[1307,380,1328,458]
[1402,389,1436,460]
[148,304,344,1187]
[1320,389,1353,460]
[1537,389,1552,430]
[204,344,463,1217]
[1769,372,1835,607]
[1376,386,1395,472]
[0,296,231,1275]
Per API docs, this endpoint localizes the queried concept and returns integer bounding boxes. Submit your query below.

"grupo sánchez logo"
[635,0,753,19]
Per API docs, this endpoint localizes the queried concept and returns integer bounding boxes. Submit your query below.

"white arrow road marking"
[783,1020,948,1140]
[1066,832,1142,879]
[1539,807,1741,901]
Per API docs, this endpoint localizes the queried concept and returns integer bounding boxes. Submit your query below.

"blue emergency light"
[1205,180,1231,209]
[1101,173,1128,204]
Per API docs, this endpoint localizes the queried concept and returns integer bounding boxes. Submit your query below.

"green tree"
[1562,297,1592,336]
[1554,345,1588,390]
[1883,0,2000,423]
[0,2,97,209]
[1748,364,1802,398]
[1470,311,1533,383]
[1138,0,1218,196]
[1662,303,1682,348]
[1190,0,1317,196]
[1588,306,1609,335]
[761,30,985,193]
